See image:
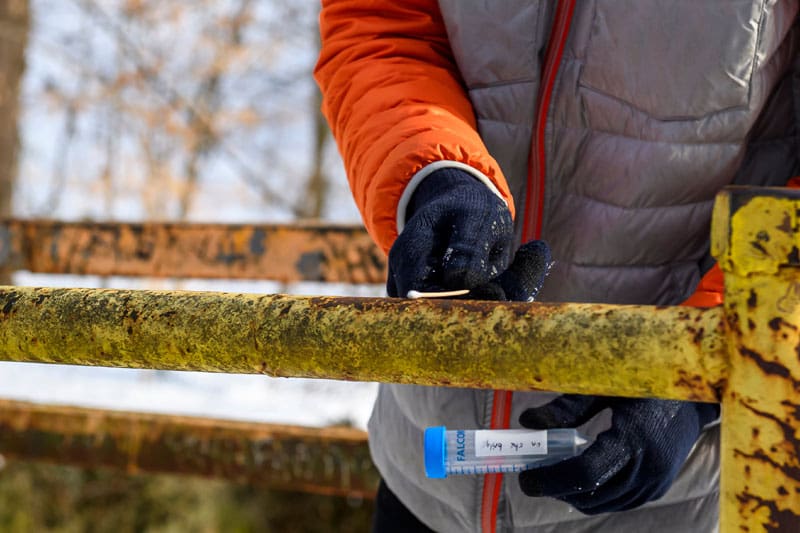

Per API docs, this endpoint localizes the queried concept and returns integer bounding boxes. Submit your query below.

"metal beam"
[0,286,726,402]
[713,187,800,532]
[0,220,385,283]
[0,399,377,498]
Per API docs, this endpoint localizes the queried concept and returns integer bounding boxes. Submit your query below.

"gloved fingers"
[438,204,514,289]
[518,431,631,499]
[467,240,552,302]
[549,399,707,514]
[389,200,514,296]
[497,240,552,301]
[519,394,608,430]
[463,282,507,301]
[694,401,721,428]
[385,269,401,299]
[386,264,399,298]
[387,220,447,297]
[564,469,669,515]
[556,455,655,515]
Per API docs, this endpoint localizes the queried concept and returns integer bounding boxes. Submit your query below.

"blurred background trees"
[0,0,29,284]
[16,0,352,224]
[0,1,375,530]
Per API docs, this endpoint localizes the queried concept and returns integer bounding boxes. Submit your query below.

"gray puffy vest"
[369,2,800,531]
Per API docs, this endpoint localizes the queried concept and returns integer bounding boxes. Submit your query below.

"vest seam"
[516,490,719,529]
[476,120,800,146]
[577,80,751,123]
[467,78,536,91]
[476,117,531,128]
[558,124,744,146]
[557,260,707,270]
[561,191,715,211]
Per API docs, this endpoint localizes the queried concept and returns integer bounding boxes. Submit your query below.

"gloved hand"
[387,167,550,301]
[518,395,719,514]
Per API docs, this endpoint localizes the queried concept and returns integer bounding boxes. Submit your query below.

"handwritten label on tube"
[474,430,548,457]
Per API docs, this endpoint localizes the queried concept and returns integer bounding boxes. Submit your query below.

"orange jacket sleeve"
[314,0,514,254]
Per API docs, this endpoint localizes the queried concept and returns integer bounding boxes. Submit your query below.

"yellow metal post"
[713,187,800,531]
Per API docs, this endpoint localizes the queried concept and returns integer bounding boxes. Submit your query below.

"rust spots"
[674,370,712,401]
[782,400,800,422]
[738,347,795,386]
[751,241,768,255]
[734,448,800,489]
[768,317,798,332]
[752,427,760,439]
[778,486,789,496]
[692,327,705,345]
[740,401,800,463]
[788,246,800,266]
[1,291,19,315]
[736,491,800,533]
[0,220,387,283]
[777,213,793,234]
[748,290,758,309]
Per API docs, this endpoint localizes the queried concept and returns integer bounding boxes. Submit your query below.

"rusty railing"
[0,186,797,531]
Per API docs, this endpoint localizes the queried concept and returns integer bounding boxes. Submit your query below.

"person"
[315,2,798,531]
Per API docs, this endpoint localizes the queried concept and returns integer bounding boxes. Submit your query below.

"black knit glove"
[518,395,719,514]
[387,167,550,301]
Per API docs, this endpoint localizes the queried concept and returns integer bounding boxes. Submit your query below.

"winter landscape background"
[8,0,380,431]
[0,1,382,529]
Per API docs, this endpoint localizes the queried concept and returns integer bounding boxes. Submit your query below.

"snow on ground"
[0,361,379,429]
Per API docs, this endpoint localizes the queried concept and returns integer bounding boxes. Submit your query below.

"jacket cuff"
[396,161,508,233]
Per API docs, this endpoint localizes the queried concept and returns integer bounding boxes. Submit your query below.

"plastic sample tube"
[424,426,591,478]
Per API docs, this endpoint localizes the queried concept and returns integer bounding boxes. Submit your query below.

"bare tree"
[0,0,30,283]
[291,21,329,221]
[21,0,326,223]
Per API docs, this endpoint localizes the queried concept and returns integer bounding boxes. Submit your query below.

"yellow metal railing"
[0,399,377,498]
[0,186,797,531]
[0,219,385,283]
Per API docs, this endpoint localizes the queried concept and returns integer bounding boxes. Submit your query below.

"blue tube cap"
[424,426,447,479]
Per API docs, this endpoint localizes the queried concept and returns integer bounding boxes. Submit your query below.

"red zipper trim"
[480,2,576,532]
[522,0,577,243]
[480,391,512,533]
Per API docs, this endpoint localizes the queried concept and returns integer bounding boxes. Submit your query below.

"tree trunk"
[297,29,330,220]
[0,0,30,284]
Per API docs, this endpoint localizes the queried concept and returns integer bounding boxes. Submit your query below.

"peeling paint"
[0,220,386,283]
[0,399,377,498]
[714,187,800,533]
[0,287,726,401]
